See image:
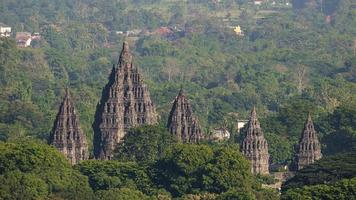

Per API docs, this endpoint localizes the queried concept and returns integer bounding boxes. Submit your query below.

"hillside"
[0,0,355,198]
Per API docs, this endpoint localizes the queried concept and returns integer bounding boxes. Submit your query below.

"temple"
[167,88,204,143]
[93,42,158,160]
[295,113,322,170]
[240,107,270,174]
[50,88,89,165]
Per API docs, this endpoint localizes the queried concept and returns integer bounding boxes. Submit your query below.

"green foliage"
[153,144,214,197]
[216,189,255,200]
[95,188,150,200]
[202,146,253,193]
[152,144,253,197]
[0,140,94,199]
[75,160,154,195]
[255,174,278,185]
[264,133,294,165]
[282,177,356,200]
[282,153,356,192]
[115,125,175,163]
[254,188,280,200]
[0,171,48,200]
[277,98,318,138]
[322,103,356,155]
[178,193,217,200]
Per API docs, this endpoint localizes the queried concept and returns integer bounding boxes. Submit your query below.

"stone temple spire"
[50,88,89,165]
[240,107,269,175]
[93,41,158,160]
[295,113,322,170]
[167,88,204,143]
[118,41,132,68]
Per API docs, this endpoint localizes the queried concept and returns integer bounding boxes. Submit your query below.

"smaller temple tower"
[240,107,269,175]
[295,113,322,170]
[167,88,204,143]
[50,88,89,165]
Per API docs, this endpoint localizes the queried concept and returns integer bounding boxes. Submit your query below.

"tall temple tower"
[93,42,158,160]
[167,88,204,143]
[240,107,269,175]
[295,113,322,170]
[50,88,89,165]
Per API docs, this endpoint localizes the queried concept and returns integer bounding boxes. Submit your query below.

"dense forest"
[0,0,355,199]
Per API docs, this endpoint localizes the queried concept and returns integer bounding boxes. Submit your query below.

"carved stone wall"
[240,107,269,175]
[167,89,204,143]
[93,42,158,160]
[296,113,322,170]
[50,89,89,165]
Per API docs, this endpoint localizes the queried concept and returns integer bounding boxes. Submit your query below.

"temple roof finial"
[307,112,312,122]
[178,86,184,96]
[118,41,132,67]
[64,87,70,98]
[122,41,129,51]
[250,106,257,120]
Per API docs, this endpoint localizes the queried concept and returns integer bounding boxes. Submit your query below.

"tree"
[152,144,254,197]
[322,103,356,155]
[294,65,308,94]
[282,177,356,200]
[152,144,214,197]
[0,171,48,200]
[75,160,154,195]
[95,188,150,200]
[202,146,254,194]
[282,153,356,192]
[0,140,94,199]
[278,97,318,138]
[115,125,175,163]
[265,133,293,165]
[217,189,255,200]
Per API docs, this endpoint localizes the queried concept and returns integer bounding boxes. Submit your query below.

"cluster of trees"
[0,127,279,199]
[281,153,356,199]
[0,140,93,199]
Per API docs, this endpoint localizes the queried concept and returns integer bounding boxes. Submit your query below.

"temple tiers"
[93,42,158,160]
[240,107,270,175]
[50,88,89,165]
[167,89,204,143]
[295,113,322,170]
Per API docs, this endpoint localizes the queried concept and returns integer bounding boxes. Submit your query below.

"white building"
[237,120,249,133]
[254,0,264,5]
[16,32,32,47]
[211,128,231,141]
[0,26,11,37]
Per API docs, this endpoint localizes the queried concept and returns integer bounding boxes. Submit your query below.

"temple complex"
[50,88,89,165]
[240,107,270,175]
[295,113,322,170]
[93,42,158,160]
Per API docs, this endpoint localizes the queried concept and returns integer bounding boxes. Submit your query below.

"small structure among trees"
[0,24,11,37]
